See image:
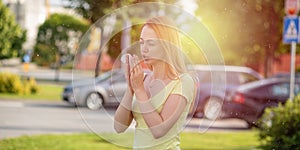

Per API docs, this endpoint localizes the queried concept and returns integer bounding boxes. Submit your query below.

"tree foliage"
[67,0,177,23]
[0,0,26,59]
[33,13,89,66]
[0,72,39,94]
[68,0,178,57]
[67,0,200,76]
[67,0,113,23]
[195,0,284,76]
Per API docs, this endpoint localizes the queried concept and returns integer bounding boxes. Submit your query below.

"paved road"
[0,65,93,82]
[0,100,249,140]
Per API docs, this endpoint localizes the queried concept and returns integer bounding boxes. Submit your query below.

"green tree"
[240,0,284,77]
[67,0,113,23]
[68,0,179,76]
[195,0,284,77]
[0,0,26,59]
[33,13,89,80]
[67,0,176,23]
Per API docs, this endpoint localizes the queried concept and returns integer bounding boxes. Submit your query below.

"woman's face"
[140,25,165,65]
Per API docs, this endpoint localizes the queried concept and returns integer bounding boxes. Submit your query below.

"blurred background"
[0,0,295,78]
[1,1,300,149]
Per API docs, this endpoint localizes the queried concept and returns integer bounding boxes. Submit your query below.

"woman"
[114,16,195,149]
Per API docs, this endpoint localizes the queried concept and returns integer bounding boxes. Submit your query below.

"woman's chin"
[144,59,163,65]
[143,59,151,64]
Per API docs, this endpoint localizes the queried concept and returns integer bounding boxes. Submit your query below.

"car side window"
[271,83,289,97]
[239,73,259,84]
[226,72,239,85]
[270,83,300,96]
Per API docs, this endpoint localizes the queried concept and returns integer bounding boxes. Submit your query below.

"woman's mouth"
[142,55,149,60]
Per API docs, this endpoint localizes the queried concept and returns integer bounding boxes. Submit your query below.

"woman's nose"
[140,44,148,53]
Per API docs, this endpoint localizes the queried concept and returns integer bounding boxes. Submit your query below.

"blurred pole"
[23,54,30,80]
[16,0,20,24]
[120,17,131,72]
[54,53,61,82]
[95,15,116,77]
[121,19,131,51]
[45,0,50,18]
[23,62,29,79]
[290,41,296,101]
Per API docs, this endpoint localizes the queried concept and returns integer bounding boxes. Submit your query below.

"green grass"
[0,84,63,101]
[180,131,260,150]
[0,131,261,150]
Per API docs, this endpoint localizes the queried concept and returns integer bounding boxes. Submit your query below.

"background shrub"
[0,72,23,93]
[24,77,39,94]
[0,72,39,94]
[258,94,300,150]
[29,78,39,93]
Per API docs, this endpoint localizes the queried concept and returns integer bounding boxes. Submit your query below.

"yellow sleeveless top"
[132,73,195,150]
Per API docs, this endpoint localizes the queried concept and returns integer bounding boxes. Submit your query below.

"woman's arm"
[135,89,187,139]
[114,89,134,133]
[114,54,134,133]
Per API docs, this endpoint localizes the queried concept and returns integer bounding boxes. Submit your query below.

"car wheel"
[86,92,104,110]
[204,97,223,120]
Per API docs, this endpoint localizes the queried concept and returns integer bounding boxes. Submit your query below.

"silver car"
[62,69,127,110]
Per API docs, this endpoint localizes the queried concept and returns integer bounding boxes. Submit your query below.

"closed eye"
[146,40,156,46]
[148,42,155,46]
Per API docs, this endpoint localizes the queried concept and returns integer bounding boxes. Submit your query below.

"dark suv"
[190,65,263,120]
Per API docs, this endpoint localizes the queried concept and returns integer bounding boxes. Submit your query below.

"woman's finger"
[133,55,140,74]
[135,55,142,73]
[133,56,138,75]
[126,55,131,79]
[131,70,136,87]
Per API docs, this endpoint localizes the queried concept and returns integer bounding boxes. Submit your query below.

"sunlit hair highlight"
[142,16,187,79]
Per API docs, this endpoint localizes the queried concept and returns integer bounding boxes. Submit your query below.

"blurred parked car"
[190,65,263,119]
[62,69,127,110]
[225,78,300,126]
[270,72,300,78]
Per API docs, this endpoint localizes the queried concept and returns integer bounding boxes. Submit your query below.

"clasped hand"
[125,54,145,93]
